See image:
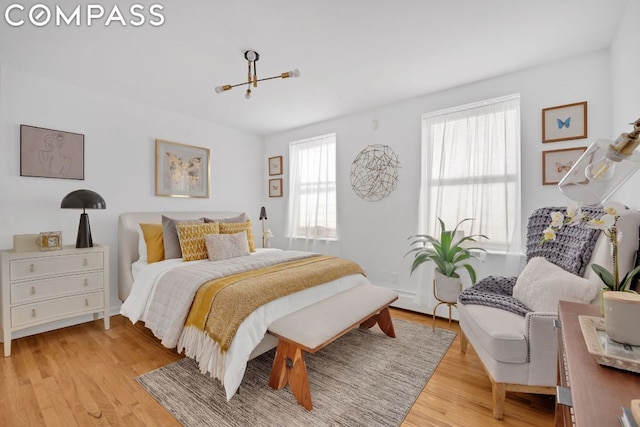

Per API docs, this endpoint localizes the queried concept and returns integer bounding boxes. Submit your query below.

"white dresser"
[0,245,109,356]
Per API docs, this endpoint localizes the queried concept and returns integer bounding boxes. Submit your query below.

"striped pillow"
[176,222,220,261]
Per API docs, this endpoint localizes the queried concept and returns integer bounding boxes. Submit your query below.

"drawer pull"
[85,299,89,307]
[31,309,36,318]
[30,264,35,272]
[84,278,89,286]
[553,319,562,330]
[30,286,36,295]
[83,258,88,266]
[556,386,573,407]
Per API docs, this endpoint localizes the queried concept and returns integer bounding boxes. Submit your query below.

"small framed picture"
[542,146,587,185]
[155,139,210,198]
[269,178,283,197]
[542,101,588,143]
[269,155,283,176]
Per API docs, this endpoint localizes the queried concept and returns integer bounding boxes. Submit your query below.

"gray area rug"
[136,319,456,427]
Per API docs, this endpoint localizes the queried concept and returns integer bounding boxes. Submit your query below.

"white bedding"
[120,250,368,400]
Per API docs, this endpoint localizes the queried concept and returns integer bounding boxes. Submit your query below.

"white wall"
[610,0,640,208]
[0,66,263,317]
[264,50,613,314]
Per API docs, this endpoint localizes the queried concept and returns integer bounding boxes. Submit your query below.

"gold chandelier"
[214,50,300,99]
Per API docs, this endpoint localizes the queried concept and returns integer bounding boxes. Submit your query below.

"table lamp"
[61,189,106,248]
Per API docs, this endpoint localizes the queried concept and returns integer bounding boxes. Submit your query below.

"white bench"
[267,284,399,410]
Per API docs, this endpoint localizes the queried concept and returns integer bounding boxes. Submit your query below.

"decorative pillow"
[202,213,248,224]
[512,257,599,313]
[162,216,204,259]
[139,223,165,264]
[219,220,256,252]
[176,222,220,262]
[205,232,250,261]
[137,224,148,263]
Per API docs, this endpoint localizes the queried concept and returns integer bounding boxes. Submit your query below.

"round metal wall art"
[350,144,400,202]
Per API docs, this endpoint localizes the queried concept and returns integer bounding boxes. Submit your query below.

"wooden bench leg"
[359,306,396,338]
[269,341,313,410]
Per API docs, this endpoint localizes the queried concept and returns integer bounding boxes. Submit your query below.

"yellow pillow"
[176,222,220,261]
[139,223,164,264]
[219,220,256,252]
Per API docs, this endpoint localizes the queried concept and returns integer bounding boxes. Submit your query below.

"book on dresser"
[0,245,110,356]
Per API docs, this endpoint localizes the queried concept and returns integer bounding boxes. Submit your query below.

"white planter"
[604,291,640,346]
[434,270,462,303]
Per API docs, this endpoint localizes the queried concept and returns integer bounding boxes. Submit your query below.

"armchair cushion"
[513,257,599,312]
[458,303,528,364]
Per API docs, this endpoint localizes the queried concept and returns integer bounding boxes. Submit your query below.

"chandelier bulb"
[245,89,252,100]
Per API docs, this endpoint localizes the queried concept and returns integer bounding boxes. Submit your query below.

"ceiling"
[0,0,630,135]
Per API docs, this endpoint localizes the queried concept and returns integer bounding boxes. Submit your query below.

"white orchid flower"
[565,202,585,225]
[550,211,565,228]
[587,214,616,230]
[603,201,627,217]
[542,227,557,241]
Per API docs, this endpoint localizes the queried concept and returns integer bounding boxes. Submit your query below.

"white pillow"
[205,232,250,262]
[137,224,147,263]
[512,257,599,313]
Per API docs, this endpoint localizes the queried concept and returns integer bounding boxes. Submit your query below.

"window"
[419,94,521,252]
[286,133,337,240]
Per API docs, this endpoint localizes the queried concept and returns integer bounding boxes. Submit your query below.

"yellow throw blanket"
[184,255,364,351]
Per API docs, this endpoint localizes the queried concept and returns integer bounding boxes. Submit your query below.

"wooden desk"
[556,301,640,426]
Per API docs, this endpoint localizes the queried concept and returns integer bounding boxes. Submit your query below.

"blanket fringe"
[177,325,227,385]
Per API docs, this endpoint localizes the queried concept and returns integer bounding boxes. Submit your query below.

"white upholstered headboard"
[117,211,244,301]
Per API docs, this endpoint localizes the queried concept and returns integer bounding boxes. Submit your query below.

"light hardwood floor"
[0,310,555,426]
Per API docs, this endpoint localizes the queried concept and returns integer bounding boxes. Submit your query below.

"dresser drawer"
[11,272,104,304]
[10,253,104,281]
[11,291,104,328]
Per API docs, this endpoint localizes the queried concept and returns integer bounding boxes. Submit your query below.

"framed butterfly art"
[542,101,588,143]
[155,139,210,198]
[542,146,587,185]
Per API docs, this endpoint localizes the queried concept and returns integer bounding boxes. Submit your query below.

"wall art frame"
[269,178,283,197]
[542,101,588,143]
[269,155,283,176]
[20,124,85,180]
[155,139,210,198]
[542,146,587,185]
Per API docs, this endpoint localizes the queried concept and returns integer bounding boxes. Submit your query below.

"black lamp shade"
[61,189,106,248]
[259,206,267,220]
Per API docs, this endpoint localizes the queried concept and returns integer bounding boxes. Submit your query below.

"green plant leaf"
[619,264,640,291]
[591,264,616,290]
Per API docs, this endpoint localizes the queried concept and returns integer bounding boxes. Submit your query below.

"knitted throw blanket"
[459,206,604,316]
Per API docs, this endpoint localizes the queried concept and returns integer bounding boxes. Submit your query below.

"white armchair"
[458,207,640,419]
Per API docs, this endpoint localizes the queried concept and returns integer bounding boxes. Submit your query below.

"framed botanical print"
[542,102,588,143]
[269,155,283,176]
[542,146,587,185]
[155,139,210,198]
[269,178,283,197]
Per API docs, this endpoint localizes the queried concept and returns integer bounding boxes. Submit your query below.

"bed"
[117,211,369,400]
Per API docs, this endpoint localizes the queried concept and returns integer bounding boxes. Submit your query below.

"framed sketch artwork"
[269,155,283,175]
[20,125,85,180]
[155,139,210,198]
[542,146,587,185]
[269,178,283,197]
[542,102,588,143]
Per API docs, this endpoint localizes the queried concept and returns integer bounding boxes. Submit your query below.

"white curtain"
[286,133,338,253]
[416,94,521,307]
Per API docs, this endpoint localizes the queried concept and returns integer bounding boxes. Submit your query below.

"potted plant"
[406,218,487,303]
